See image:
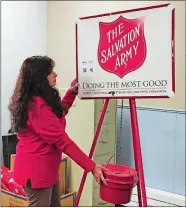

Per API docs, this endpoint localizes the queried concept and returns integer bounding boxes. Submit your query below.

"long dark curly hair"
[8,56,64,132]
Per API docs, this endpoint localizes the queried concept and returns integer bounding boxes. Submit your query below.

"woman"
[8,56,106,207]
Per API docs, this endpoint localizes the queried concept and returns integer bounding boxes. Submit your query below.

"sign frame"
[76,3,175,100]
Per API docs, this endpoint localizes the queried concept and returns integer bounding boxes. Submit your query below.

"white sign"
[76,4,175,99]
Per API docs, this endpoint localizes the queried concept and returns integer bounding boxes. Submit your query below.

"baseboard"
[124,187,185,207]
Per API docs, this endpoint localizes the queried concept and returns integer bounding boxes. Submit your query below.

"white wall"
[1,1,47,135]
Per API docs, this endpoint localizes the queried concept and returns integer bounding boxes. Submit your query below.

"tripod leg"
[75,99,110,206]
[129,98,147,207]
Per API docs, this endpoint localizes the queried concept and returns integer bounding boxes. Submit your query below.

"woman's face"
[47,71,57,87]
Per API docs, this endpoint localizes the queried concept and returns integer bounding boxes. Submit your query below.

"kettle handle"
[106,154,129,167]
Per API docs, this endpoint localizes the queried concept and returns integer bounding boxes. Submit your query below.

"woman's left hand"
[70,78,79,95]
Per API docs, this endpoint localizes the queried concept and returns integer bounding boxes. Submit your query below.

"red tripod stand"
[74,98,147,207]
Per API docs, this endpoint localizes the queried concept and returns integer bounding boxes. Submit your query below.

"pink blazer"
[13,90,95,188]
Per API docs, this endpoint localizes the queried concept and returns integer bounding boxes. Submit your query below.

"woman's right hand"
[92,164,107,185]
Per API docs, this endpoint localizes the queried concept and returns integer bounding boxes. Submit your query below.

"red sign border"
[76,4,175,100]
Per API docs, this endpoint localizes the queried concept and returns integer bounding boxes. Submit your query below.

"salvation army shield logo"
[97,16,147,78]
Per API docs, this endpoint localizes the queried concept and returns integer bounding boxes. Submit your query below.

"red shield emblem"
[97,16,147,78]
